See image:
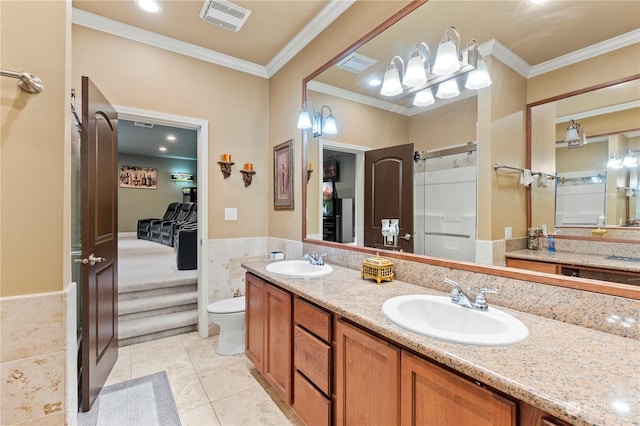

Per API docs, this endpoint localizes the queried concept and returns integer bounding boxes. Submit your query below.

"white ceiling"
[119,120,197,160]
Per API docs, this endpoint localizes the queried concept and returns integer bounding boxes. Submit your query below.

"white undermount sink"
[381,295,529,346]
[265,260,333,278]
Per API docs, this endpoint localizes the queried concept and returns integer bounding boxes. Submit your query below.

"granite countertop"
[506,249,640,273]
[242,260,639,426]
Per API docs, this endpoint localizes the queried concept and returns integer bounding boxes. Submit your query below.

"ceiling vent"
[337,53,378,74]
[199,0,252,32]
[134,121,154,128]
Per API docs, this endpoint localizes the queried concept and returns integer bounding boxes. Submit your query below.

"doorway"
[115,106,210,336]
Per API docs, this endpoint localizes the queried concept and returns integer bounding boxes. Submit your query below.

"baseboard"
[119,232,137,239]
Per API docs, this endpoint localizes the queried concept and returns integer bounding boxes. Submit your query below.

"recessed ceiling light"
[166,135,176,141]
[159,146,167,152]
[137,0,161,13]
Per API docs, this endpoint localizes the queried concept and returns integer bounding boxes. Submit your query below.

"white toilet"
[207,296,246,355]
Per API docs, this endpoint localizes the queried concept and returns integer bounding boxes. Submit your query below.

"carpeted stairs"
[118,235,198,346]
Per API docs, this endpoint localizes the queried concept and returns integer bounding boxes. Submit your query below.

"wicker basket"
[361,253,394,284]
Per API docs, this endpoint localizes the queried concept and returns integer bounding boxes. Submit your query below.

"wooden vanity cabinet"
[506,258,560,274]
[292,297,332,426]
[245,273,292,403]
[402,350,516,426]
[334,318,401,425]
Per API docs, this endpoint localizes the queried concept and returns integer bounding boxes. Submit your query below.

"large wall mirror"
[301,0,639,297]
[529,77,640,231]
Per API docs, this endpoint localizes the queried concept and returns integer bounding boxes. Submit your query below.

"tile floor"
[105,333,303,426]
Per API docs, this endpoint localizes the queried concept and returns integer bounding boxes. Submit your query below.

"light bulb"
[380,66,403,96]
[465,58,492,90]
[322,114,337,134]
[413,89,435,107]
[436,79,459,99]
[432,40,460,75]
[402,54,427,88]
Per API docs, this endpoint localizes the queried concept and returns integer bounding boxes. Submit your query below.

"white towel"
[520,169,534,186]
[536,172,549,188]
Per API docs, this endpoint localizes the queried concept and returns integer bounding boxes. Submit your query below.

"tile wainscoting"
[0,283,77,426]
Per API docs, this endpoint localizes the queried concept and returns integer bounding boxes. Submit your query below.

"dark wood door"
[364,143,414,252]
[80,76,119,411]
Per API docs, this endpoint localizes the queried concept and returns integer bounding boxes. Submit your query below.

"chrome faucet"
[444,278,499,311]
[304,251,326,266]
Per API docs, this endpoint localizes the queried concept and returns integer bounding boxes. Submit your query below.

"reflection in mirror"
[301,0,640,293]
[531,78,640,231]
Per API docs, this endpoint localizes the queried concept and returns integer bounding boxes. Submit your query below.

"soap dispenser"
[548,234,555,253]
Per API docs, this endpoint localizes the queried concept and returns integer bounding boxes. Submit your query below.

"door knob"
[74,253,106,266]
[399,233,412,240]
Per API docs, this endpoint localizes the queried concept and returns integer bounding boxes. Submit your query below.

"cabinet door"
[245,273,265,370]
[335,319,400,426]
[506,258,559,274]
[401,351,516,426]
[264,283,292,403]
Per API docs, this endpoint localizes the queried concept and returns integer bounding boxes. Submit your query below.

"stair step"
[119,276,197,295]
[119,283,196,301]
[118,310,198,342]
[119,291,198,315]
[119,325,197,347]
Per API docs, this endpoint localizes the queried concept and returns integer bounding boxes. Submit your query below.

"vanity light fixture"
[433,27,461,75]
[622,150,639,168]
[436,79,460,99]
[413,88,435,107]
[464,56,492,90]
[296,102,338,137]
[564,119,586,148]
[607,153,623,169]
[380,56,404,97]
[381,27,490,107]
[403,42,431,88]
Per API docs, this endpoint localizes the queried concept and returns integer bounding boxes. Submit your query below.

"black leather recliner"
[160,204,197,246]
[150,202,194,243]
[176,224,197,270]
[137,202,181,240]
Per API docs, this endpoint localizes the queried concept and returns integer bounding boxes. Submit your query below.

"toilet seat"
[207,296,245,314]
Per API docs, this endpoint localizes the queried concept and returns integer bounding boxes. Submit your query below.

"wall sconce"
[296,102,338,137]
[240,163,255,187]
[607,153,623,169]
[307,162,313,183]
[564,119,587,149]
[380,27,491,106]
[218,153,234,179]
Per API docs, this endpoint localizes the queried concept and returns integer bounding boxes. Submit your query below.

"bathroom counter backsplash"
[242,260,639,426]
[506,248,640,273]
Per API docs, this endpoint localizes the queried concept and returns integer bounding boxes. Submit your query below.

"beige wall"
[118,154,196,233]
[478,58,528,241]
[531,103,557,231]
[268,1,413,242]
[408,98,477,151]
[527,45,640,104]
[72,25,269,240]
[1,1,71,297]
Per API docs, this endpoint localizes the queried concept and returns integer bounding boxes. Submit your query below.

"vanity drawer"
[293,371,331,426]
[294,325,331,395]
[294,297,331,342]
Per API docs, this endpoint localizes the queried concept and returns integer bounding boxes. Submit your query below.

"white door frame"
[319,139,370,246]
[115,105,210,337]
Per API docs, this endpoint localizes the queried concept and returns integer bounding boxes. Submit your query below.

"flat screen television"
[322,181,335,217]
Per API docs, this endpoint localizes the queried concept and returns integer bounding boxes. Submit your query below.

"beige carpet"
[118,235,197,293]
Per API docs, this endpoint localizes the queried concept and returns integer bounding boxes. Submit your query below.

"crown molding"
[482,39,531,78]
[528,29,640,78]
[72,8,269,78]
[556,100,640,123]
[308,80,412,115]
[266,0,356,77]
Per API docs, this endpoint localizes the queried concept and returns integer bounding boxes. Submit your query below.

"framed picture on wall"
[120,166,158,189]
[273,139,294,210]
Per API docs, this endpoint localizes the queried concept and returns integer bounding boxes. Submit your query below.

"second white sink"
[381,295,529,346]
[266,260,333,278]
